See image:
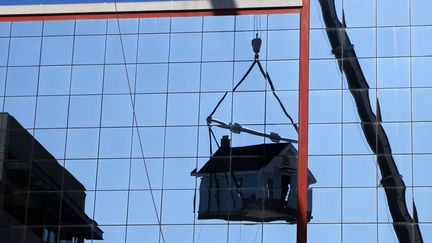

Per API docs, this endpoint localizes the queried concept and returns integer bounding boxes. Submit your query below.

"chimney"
[220,135,231,154]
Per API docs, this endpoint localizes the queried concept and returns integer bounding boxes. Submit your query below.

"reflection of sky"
[1,0,432,242]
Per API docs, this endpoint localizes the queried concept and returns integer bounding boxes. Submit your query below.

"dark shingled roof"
[197,142,294,174]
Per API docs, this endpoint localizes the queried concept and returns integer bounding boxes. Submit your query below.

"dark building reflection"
[0,113,102,243]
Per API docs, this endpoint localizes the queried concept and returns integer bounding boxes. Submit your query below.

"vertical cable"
[192,15,205,243]
[91,18,109,243]
[124,17,141,243]
[112,2,167,242]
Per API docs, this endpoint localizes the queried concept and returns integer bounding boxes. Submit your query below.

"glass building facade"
[0,0,431,242]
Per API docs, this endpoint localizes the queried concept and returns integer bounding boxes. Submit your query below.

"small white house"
[191,136,316,223]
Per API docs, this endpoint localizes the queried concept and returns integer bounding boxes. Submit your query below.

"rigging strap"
[208,35,298,133]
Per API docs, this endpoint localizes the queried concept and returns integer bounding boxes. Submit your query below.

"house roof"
[197,142,294,174]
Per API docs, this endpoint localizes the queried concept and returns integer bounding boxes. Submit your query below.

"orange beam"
[297,0,310,242]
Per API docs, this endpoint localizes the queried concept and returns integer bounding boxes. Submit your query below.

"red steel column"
[297,0,310,243]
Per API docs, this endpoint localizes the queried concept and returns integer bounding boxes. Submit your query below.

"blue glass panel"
[343,155,377,187]
[266,90,298,124]
[199,92,232,125]
[310,59,341,90]
[3,96,36,129]
[413,88,432,121]
[267,30,300,59]
[308,224,341,243]
[311,188,341,223]
[414,155,432,186]
[232,91,265,124]
[201,62,233,92]
[105,34,138,64]
[343,123,374,155]
[343,188,377,222]
[377,0,409,26]
[377,27,410,57]
[346,28,376,58]
[309,90,341,123]
[73,35,106,64]
[99,127,132,158]
[412,57,432,87]
[9,37,41,66]
[202,32,234,62]
[343,58,377,89]
[377,88,411,122]
[310,29,333,59]
[192,225,228,243]
[0,68,6,95]
[412,0,432,25]
[64,159,97,190]
[107,18,139,34]
[0,38,9,66]
[229,225,263,242]
[310,0,342,29]
[132,127,165,158]
[268,13,300,30]
[343,0,376,27]
[163,158,196,189]
[309,124,341,155]
[135,94,166,126]
[203,16,234,31]
[233,61,266,91]
[43,20,75,36]
[412,26,432,56]
[41,36,74,65]
[68,95,102,127]
[65,128,99,159]
[104,64,136,94]
[135,63,168,93]
[267,60,299,90]
[96,159,130,190]
[137,34,169,63]
[11,21,42,37]
[33,129,66,159]
[164,127,197,157]
[235,15,268,31]
[139,17,170,33]
[127,191,162,225]
[6,66,38,96]
[75,19,107,35]
[101,94,133,127]
[166,93,199,125]
[94,191,128,224]
[39,66,71,95]
[168,63,200,92]
[127,227,159,243]
[35,96,69,128]
[170,33,201,62]
[0,22,10,37]
[377,57,410,88]
[71,65,104,94]
[413,122,432,153]
[171,16,202,33]
[130,159,163,190]
[343,224,377,242]
[309,156,341,188]
[414,188,432,223]
[381,123,411,154]
[161,190,195,224]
